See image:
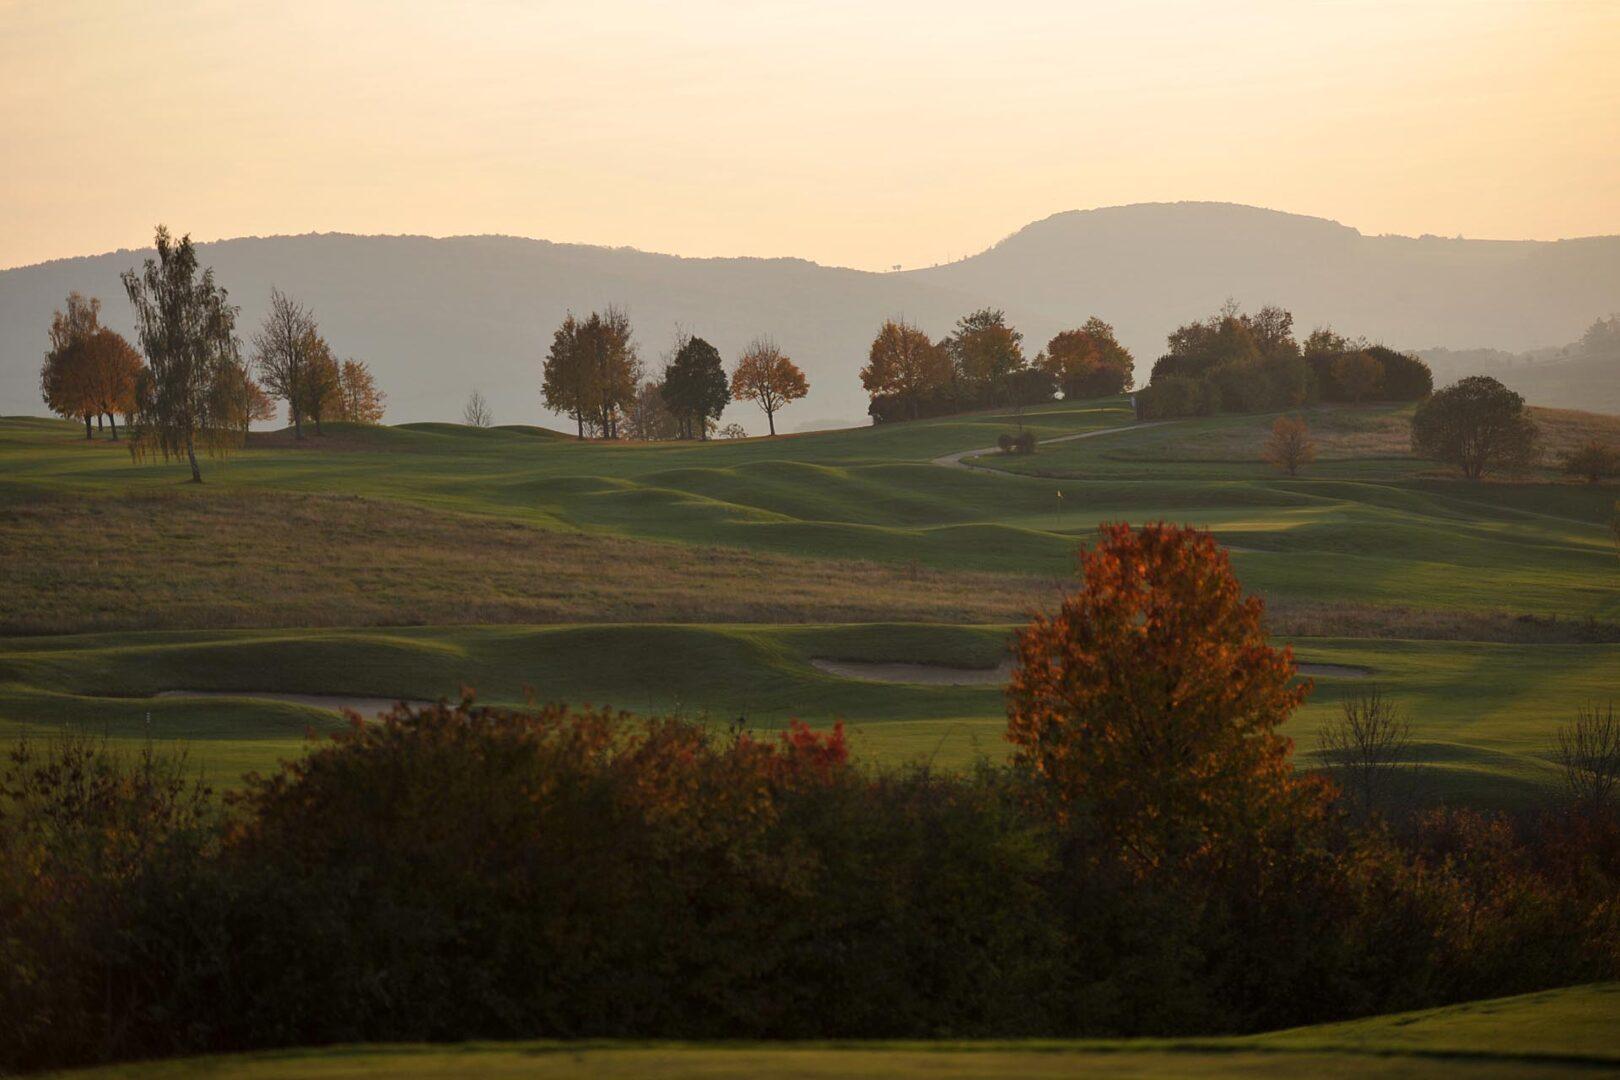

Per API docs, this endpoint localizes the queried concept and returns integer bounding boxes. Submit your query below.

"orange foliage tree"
[333,358,387,423]
[730,338,807,435]
[860,319,952,420]
[1036,317,1134,400]
[1263,414,1316,476]
[1006,522,1328,867]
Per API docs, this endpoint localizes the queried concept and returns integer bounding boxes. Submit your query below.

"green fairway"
[1,399,1616,804]
[40,983,1620,1078]
[1,624,1611,805]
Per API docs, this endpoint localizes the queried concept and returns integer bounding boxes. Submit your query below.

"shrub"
[1561,441,1620,483]
[1014,430,1037,454]
[1263,414,1316,476]
[997,432,1015,452]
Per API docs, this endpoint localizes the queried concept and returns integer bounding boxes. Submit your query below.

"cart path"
[930,420,1178,471]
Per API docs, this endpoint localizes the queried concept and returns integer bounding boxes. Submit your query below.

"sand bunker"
[1296,663,1372,679]
[811,658,1013,686]
[811,658,1368,685]
[155,690,431,716]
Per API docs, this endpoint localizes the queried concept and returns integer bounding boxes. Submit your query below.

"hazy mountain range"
[3,202,1618,430]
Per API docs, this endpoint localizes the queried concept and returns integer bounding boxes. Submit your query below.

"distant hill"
[3,203,1618,428]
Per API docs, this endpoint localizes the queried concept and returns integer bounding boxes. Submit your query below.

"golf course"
[2,396,1615,807]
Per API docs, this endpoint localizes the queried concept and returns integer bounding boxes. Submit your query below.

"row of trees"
[540,311,809,439]
[252,288,385,438]
[1138,302,1434,419]
[38,227,386,479]
[38,294,145,440]
[861,312,1133,423]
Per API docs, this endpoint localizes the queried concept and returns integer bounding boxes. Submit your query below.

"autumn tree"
[1037,318,1134,399]
[663,335,730,439]
[80,329,144,439]
[947,308,1025,402]
[463,390,493,427]
[860,319,951,421]
[1006,523,1324,867]
[39,294,143,440]
[252,288,320,439]
[291,335,342,434]
[333,359,386,423]
[40,294,104,439]
[541,309,637,438]
[730,338,808,435]
[217,361,277,435]
[1263,415,1316,476]
[121,226,244,482]
[1330,351,1384,404]
[1411,376,1539,479]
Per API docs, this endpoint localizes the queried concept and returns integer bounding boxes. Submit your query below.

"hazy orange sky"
[3,0,1618,272]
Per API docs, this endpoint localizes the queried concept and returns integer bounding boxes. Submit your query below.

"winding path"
[930,419,1177,471]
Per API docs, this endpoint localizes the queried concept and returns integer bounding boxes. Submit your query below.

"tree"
[1330,351,1383,404]
[121,226,244,482]
[947,308,1024,401]
[730,338,807,436]
[1561,441,1619,483]
[80,330,144,440]
[1263,415,1316,476]
[1554,701,1619,817]
[1411,376,1539,479]
[217,361,276,435]
[333,359,386,423]
[463,390,493,427]
[1037,317,1133,400]
[717,422,749,439]
[1365,345,1432,400]
[1318,687,1412,823]
[293,336,342,434]
[252,288,319,439]
[39,294,142,440]
[623,381,681,441]
[860,319,951,421]
[663,335,730,439]
[541,309,637,438]
[1006,523,1324,866]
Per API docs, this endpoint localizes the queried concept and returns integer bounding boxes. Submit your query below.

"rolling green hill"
[1,398,1615,805]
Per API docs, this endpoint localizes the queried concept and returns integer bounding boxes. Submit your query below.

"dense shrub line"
[3,704,1617,1072]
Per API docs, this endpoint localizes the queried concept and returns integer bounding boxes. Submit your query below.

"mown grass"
[2,623,1611,806]
[1,399,1615,803]
[40,982,1620,1078]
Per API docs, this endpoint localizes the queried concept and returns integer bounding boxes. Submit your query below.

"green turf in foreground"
[40,983,1620,1078]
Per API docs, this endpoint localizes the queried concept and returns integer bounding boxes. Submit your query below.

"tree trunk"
[767,408,776,436]
[293,413,304,440]
[83,414,93,439]
[185,432,202,483]
[107,412,118,440]
[96,413,104,432]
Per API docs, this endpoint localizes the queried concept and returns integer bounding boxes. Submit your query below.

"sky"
[3,0,1618,273]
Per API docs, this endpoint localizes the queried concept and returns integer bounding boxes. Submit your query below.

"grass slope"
[2,624,1611,805]
[1,400,1615,803]
[41,983,1620,1078]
